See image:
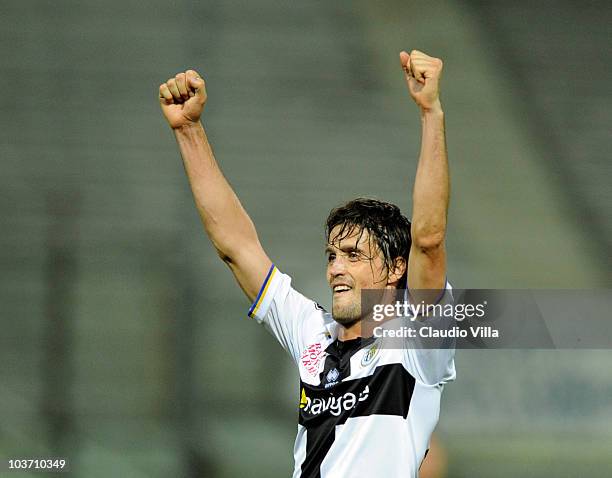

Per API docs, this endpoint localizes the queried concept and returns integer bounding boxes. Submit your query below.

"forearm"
[411,103,449,248]
[174,122,259,261]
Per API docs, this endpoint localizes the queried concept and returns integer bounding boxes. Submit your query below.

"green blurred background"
[2,0,611,476]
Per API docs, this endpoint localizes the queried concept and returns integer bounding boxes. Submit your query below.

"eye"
[327,253,336,263]
[348,251,360,261]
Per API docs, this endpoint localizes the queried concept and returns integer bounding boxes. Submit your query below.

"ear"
[387,257,407,287]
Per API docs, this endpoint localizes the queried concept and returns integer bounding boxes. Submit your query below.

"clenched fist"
[399,50,443,113]
[159,69,207,129]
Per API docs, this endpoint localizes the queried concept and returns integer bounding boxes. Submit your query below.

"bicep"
[407,240,447,303]
[225,243,273,302]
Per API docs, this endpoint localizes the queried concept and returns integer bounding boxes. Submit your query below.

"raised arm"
[159,69,271,301]
[399,51,449,298]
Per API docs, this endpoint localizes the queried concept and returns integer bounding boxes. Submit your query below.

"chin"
[332,302,361,326]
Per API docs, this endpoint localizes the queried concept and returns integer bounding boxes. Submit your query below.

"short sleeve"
[247,264,320,363]
[401,281,457,386]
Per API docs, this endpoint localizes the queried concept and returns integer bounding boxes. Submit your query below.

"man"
[159,49,453,478]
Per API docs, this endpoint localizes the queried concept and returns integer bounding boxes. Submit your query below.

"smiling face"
[326,225,398,326]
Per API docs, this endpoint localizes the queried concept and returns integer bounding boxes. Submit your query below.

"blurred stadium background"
[1,0,611,476]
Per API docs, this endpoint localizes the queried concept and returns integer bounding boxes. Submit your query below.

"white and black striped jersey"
[248,265,456,478]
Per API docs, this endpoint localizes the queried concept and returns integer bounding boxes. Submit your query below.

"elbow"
[210,234,237,264]
[215,247,233,264]
[212,239,244,265]
[411,225,445,251]
[213,236,261,266]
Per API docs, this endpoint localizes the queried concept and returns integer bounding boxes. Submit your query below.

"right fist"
[159,69,207,129]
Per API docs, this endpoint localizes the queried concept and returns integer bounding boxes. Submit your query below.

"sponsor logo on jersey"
[326,368,340,383]
[299,388,309,409]
[301,343,324,376]
[361,343,379,367]
[325,368,340,388]
[299,386,370,417]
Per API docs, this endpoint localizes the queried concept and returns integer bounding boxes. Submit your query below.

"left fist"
[399,50,443,113]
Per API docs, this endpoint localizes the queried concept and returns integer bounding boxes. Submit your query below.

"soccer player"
[159,49,453,478]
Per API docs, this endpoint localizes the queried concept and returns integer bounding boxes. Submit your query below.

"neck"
[337,320,362,341]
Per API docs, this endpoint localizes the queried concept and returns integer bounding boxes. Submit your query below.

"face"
[326,225,398,325]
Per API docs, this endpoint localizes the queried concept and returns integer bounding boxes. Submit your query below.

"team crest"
[361,344,379,367]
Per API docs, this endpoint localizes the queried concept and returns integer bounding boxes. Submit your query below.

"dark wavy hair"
[325,198,412,288]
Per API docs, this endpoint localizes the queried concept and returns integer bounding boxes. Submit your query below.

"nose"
[328,254,348,277]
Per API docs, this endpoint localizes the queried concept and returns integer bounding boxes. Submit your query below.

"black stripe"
[299,363,415,478]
